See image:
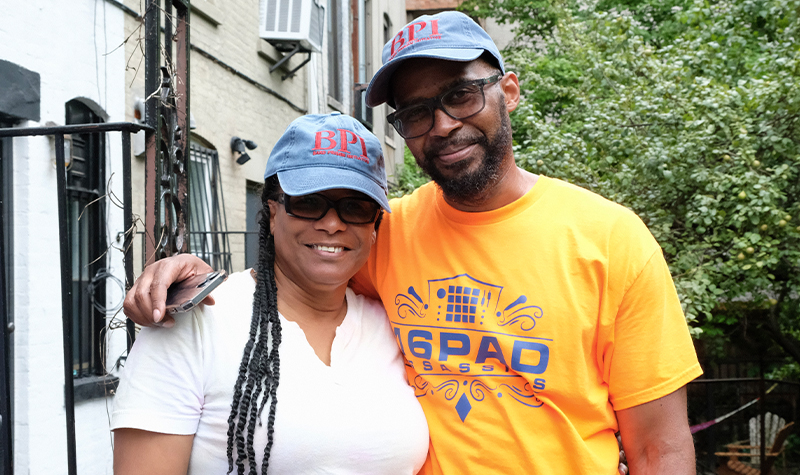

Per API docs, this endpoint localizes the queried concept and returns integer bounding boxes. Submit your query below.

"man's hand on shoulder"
[616,386,695,475]
[123,254,214,327]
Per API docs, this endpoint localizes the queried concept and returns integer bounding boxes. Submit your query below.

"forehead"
[390,58,497,107]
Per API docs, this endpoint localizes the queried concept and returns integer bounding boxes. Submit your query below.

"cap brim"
[365,48,485,108]
[276,167,392,212]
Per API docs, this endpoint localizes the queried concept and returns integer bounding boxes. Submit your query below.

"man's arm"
[123,254,213,327]
[616,386,695,475]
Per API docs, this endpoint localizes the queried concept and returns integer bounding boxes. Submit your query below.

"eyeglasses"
[387,74,504,139]
[280,193,381,225]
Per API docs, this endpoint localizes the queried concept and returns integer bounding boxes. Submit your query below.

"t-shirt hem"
[110,412,199,435]
[611,363,703,411]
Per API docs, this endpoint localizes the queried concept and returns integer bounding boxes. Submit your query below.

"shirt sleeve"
[606,250,703,411]
[110,310,206,435]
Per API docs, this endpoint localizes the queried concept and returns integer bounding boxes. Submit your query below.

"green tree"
[468,0,800,363]
[390,146,431,199]
[458,0,568,42]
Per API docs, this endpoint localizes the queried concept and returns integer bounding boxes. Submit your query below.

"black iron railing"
[0,121,152,475]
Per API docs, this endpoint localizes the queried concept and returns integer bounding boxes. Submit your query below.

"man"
[125,11,701,474]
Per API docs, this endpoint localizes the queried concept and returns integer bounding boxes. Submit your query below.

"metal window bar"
[0,125,12,475]
[188,144,232,272]
[0,121,152,475]
[138,230,258,275]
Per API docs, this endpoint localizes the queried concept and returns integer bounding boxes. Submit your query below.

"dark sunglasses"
[387,73,504,139]
[279,193,381,225]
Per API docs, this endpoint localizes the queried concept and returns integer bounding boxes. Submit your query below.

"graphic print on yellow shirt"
[354,177,703,474]
[393,273,549,421]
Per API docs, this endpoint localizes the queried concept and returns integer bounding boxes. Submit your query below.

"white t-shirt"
[112,270,429,474]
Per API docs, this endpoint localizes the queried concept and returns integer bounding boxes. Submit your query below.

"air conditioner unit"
[260,0,325,53]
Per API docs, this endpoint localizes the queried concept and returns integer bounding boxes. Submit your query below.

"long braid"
[226,175,283,474]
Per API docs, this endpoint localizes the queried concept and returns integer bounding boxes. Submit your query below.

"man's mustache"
[423,133,486,158]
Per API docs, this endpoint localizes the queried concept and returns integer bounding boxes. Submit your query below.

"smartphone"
[165,270,227,314]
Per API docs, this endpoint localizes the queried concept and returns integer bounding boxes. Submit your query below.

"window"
[245,181,262,270]
[188,143,231,273]
[327,0,344,104]
[353,0,373,128]
[65,100,106,379]
[383,13,395,139]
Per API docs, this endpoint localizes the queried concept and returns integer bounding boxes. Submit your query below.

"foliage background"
[390,0,800,373]
[389,0,800,463]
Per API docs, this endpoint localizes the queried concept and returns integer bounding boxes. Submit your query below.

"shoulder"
[208,270,256,306]
[345,288,392,335]
[542,177,653,237]
[387,181,437,215]
[187,270,255,338]
[544,177,637,217]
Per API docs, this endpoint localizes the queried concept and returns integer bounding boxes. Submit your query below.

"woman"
[111,113,429,474]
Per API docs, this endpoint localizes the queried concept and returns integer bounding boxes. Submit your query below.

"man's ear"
[501,72,521,112]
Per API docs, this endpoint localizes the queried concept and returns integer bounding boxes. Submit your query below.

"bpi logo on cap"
[390,19,440,59]
[313,129,370,164]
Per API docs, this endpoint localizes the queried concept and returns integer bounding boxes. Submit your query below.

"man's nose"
[429,107,462,137]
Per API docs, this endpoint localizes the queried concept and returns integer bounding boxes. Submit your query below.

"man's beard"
[417,102,512,203]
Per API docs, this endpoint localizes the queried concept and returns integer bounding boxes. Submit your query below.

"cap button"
[330,111,342,116]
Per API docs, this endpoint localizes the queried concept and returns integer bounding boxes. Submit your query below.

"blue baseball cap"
[264,112,391,212]
[366,11,505,108]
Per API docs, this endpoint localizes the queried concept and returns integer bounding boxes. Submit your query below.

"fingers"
[123,255,213,327]
[616,432,628,475]
[153,315,175,329]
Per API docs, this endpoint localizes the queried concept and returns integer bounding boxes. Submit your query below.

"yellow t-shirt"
[353,176,702,474]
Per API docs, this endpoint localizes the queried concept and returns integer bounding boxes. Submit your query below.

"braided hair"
[225,176,385,474]
[226,174,283,475]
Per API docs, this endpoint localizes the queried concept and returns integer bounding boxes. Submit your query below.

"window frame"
[64,100,108,384]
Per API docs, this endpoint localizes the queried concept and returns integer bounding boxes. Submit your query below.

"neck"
[442,163,539,212]
[272,265,348,327]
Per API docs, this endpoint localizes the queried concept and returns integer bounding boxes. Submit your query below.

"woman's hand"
[113,429,194,475]
[123,254,213,327]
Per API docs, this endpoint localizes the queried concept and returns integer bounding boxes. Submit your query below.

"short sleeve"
[111,310,206,434]
[606,250,703,410]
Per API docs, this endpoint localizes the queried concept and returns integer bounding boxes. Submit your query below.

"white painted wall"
[0,1,128,473]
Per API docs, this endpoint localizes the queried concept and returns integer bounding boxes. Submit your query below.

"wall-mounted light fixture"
[61,135,74,169]
[46,122,75,169]
[231,136,258,165]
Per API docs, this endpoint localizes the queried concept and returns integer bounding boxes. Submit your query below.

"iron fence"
[0,121,150,475]
[689,378,800,474]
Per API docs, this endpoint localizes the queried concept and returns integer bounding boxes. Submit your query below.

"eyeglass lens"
[284,194,380,224]
[391,76,500,139]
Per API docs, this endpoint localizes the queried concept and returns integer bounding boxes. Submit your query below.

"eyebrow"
[394,76,479,109]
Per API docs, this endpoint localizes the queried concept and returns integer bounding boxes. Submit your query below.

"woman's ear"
[267,199,278,234]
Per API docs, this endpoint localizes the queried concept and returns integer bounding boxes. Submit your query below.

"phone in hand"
[165,270,227,314]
